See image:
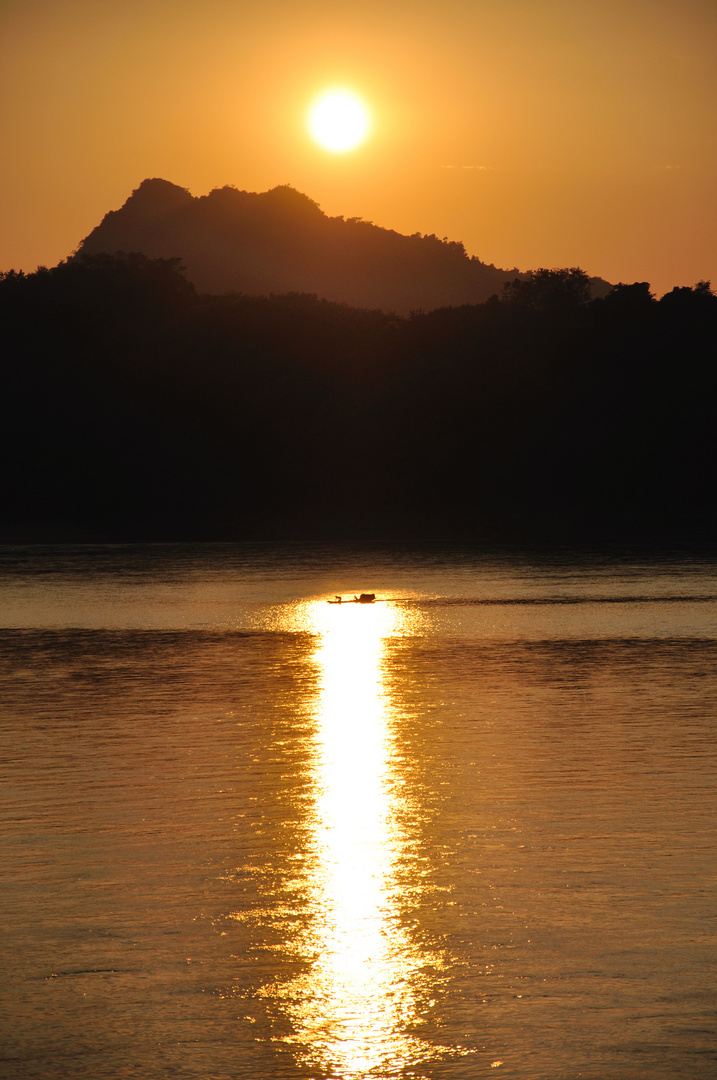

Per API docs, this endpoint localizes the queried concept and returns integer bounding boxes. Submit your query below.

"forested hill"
[1,253,714,543]
[77,178,611,315]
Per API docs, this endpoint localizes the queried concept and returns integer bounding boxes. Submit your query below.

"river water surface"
[1,543,716,1079]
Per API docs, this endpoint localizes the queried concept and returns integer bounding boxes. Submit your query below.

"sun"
[309,91,370,153]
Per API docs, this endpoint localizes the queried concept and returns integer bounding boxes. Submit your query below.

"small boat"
[328,593,377,604]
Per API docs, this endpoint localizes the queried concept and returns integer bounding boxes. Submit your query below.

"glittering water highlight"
[264,600,448,1076]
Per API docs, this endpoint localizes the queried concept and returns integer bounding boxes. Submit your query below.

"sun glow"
[309,90,370,152]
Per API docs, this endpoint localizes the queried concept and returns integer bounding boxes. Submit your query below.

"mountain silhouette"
[77,178,611,313]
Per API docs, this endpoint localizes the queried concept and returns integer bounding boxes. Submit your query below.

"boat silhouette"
[327,593,377,605]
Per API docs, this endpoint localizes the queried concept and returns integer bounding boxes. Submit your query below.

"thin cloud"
[441,164,491,170]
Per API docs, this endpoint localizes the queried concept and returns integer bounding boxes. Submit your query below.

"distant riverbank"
[2,255,715,546]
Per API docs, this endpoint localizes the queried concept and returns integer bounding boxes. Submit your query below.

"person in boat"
[328,593,376,604]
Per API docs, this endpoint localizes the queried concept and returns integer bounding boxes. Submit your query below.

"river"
[1,543,715,1079]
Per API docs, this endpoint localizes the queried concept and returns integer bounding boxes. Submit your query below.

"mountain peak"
[121,178,194,221]
[260,185,324,216]
[77,178,609,312]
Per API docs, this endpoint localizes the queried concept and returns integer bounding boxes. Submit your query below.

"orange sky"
[2,0,716,295]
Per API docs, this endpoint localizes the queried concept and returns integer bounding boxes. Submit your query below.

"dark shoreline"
[2,256,715,554]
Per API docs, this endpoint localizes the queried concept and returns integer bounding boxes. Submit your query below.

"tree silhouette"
[501,267,591,311]
[0,254,714,542]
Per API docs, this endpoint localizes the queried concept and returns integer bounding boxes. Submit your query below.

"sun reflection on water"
[273,599,440,1077]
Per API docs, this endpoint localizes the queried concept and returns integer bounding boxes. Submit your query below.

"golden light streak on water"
[273,599,440,1077]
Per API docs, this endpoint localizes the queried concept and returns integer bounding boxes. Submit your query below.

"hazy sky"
[2,0,715,294]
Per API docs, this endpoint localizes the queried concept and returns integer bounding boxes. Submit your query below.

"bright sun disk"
[309,91,369,152]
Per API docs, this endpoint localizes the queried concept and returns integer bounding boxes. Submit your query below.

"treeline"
[1,252,715,541]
